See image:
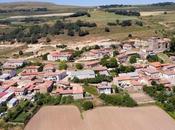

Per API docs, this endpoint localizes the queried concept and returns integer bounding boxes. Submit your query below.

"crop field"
[25,105,175,130]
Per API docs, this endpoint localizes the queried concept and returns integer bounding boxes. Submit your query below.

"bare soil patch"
[25,105,175,130]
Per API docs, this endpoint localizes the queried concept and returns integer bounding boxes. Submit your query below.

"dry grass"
[25,105,175,130]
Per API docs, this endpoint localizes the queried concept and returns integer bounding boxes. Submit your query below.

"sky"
[0,0,175,6]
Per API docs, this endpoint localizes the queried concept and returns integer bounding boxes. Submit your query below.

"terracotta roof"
[163,71,175,75]
[159,79,170,85]
[115,76,132,81]
[149,62,162,68]
[50,51,72,57]
[85,60,99,66]
[93,66,107,71]
[56,83,83,94]
[0,92,7,98]
[130,80,142,86]
[43,64,55,69]
[25,66,40,69]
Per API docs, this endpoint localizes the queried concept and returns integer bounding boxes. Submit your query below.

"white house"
[2,59,25,70]
[123,44,132,51]
[113,76,133,89]
[47,51,73,61]
[43,71,67,81]
[97,82,112,94]
[162,71,175,79]
[67,70,95,79]
[7,98,19,108]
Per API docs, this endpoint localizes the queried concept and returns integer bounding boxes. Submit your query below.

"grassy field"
[60,9,167,41]
[84,85,98,96]
[158,53,172,63]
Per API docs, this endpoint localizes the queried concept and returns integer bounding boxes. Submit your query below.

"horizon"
[0,0,174,6]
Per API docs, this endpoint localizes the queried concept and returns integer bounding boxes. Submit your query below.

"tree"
[75,63,84,70]
[79,30,89,36]
[94,45,100,49]
[106,57,118,68]
[173,86,175,93]
[146,54,162,62]
[42,53,49,60]
[31,35,38,44]
[135,21,143,26]
[19,50,23,55]
[87,13,91,17]
[156,91,167,103]
[105,27,110,32]
[59,61,68,70]
[128,34,132,38]
[113,50,119,56]
[120,20,132,27]
[164,11,167,14]
[129,54,140,64]
[82,101,94,110]
[129,55,137,64]
[116,19,120,25]
[46,37,51,43]
[0,103,7,113]
[170,38,175,52]
[67,29,75,36]
[100,55,110,66]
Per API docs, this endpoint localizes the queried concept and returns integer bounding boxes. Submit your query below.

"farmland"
[25,105,175,130]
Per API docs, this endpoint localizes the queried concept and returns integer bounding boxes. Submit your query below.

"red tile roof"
[0,92,7,98]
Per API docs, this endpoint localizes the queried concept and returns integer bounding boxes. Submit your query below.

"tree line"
[143,82,175,115]
[99,4,132,9]
[0,19,97,43]
[0,8,48,14]
[105,9,140,16]
[107,19,143,27]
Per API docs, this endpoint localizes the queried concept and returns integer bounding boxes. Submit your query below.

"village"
[0,36,175,123]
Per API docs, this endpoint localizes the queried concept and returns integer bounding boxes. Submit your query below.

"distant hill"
[150,2,175,6]
[0,2,81,10]
[0,2,88,14]
[98,2,175,11]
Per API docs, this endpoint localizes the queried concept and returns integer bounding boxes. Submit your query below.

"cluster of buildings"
[117,37,170,63]
[114,62,175,92]
[0,36,173,110]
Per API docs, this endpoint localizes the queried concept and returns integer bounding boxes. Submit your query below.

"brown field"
[25,105,175,130]
[7,13,74,19]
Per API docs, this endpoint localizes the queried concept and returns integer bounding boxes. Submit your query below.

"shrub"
[42,53,49,60]
[105,27,110,32]
[135,21,143,26]
[59,61,68,70]
[107,22,117,26]
[19,50,23,55]
[82,101,94,110]
[146,54,163,63]
[46,37,51,43]
[75,63,84,70]
[79,30,89,36]
[67,29,75,36]
[100,93,137,107]
[129,54,140,64]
